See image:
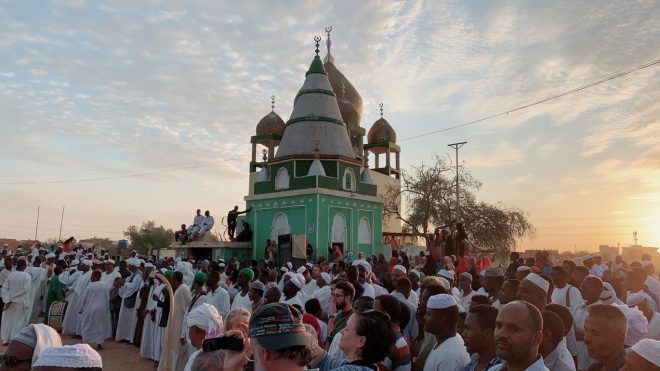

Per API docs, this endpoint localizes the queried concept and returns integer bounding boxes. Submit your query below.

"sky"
[1,0,659,252]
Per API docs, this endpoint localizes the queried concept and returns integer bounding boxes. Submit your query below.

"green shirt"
[46,275,64,321]
[327,309,354,342]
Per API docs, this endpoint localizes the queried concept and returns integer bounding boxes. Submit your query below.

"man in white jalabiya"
[0,257,32,345]
[187,209,205,240]
[183,303,224,371]
[101,259,121,287]
[422,293,471,371]
[62,260,92,335]
[198,210,215,237]
[79,270,112,350]
[26,256,48,324]
[115,258,143,342]
[141,271,164,361]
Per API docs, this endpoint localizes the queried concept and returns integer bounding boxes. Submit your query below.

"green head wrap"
[194,271,207,285]
[164,270,173,278]
[239,267,254,281]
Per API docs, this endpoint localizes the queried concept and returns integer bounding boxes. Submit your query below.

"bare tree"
[382,155,535,260]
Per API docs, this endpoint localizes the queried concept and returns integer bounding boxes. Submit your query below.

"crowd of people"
[0,242,659,371]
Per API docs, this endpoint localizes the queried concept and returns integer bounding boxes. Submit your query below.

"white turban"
[187,303,224,339]
[613,304,648,346]
[352,260,372,273]
[626,292,648,307]
[393,265,407,274]
[45,253,55,259]
[13,324,62,366]
[82,260,93,267]
[320,272,332,285]
[517,265,531,272]
[296,266,307,274]
[106,259,116,265]
[631,339,660,367]
[33,344,102,368]
[289,276,302,289]
[523,273,549,293]
[427,294,457,309]
[127,258,140,268]
[438,269,455,281]
[438,277,451,291]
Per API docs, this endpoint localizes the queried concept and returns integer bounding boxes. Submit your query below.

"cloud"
[464,142,523,167]
[0,1,658,249]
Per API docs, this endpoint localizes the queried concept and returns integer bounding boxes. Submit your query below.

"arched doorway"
[270,213,291,242]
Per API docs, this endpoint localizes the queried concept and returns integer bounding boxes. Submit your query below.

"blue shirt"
[463,354,503,371]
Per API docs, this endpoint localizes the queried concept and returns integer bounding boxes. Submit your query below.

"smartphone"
[202,336,244,352]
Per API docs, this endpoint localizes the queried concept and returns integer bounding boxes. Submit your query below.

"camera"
[202,335,244,352]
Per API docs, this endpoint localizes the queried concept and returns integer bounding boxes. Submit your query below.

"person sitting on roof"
[236,222,252,242]
[175,224,188,245]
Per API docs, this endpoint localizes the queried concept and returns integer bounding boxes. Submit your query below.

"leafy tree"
[123,221,174,255]
[382,155,535,261]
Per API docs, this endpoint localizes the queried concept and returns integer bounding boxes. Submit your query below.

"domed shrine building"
[244,30,402,263]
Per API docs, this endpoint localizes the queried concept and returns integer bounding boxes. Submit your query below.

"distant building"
[622,245,660,265]
[598,245,619,260]
[0,239,20,251]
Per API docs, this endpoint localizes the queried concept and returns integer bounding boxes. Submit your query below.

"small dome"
[368,117,397,144]
[256,111,285,136]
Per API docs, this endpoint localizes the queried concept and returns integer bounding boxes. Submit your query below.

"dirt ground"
[0,334,159,371]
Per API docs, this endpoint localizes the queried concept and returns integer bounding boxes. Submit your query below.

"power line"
[399,57,660,142]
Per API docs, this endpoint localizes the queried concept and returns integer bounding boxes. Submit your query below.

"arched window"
[275,167,290,190]
[331,213,347,244]
[343,168,356,191]
[358,217,371,244]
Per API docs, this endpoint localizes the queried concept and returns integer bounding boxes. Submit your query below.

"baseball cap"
[249,303,308,350]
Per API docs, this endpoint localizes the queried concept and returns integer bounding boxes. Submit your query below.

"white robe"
[423,334,471,371]
[311,285,332,316]
[205,286,231,318]
[26,266,48,324]
[199,215,215,234]
[280,292,304,310]
[101,270,122,288]
[157,284,192,371]
[302,280,318,298]
[79,281,112,344]
[571,302,597,370]
[140,284,160,360]
[115,270,143,341]
[0,268,13,290]
[62,270,91,335]
[182,291,207,356]
[231,291,253,312]
[0,270,31,343]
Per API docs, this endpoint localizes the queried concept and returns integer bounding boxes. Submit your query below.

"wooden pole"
[35,206,40,240]
[155,273,175,371]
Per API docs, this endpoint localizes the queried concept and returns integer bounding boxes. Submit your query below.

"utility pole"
[59,205,65,241]
[35,206,40,240]
[448,141,467,223]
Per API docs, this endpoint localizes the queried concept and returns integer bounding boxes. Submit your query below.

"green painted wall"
[246,191,383,262]
[253,160,377,197]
